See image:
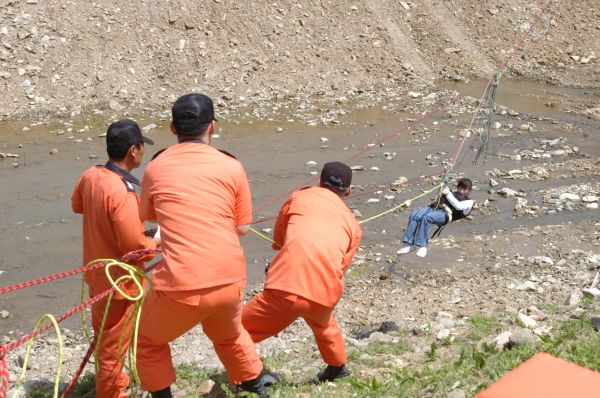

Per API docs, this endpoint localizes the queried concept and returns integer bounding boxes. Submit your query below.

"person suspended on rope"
[397,178,474,258]
[136,93,275,398]
[242,161,363,383]
[71,119,158,398]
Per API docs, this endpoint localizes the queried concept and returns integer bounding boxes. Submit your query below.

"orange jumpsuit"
[72,164,156,398]
[242,186,362,366]
[136,142,263,392]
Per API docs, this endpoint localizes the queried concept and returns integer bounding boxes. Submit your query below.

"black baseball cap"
[320,161,353,189]
[172,93,217,135]
[106,119,154,154]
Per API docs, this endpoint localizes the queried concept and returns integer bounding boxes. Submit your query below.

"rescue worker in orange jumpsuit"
[242,161,363,382]
[72,119,157,398]
[136,93,273,398]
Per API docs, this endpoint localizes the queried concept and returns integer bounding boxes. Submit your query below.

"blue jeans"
[402,206,447,247]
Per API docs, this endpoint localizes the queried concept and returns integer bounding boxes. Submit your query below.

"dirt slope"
[0,0,598,119]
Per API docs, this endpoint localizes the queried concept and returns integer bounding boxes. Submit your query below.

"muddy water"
[1,79,599,333]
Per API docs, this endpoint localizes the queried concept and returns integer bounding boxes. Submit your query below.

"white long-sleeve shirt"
[443,189,474,215]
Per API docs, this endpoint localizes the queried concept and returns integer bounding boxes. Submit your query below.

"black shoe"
[150,386,173,398]
[240,375,270,398]
[317,364,350,382]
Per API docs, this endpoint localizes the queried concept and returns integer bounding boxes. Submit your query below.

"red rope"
[0,248,159,295]
[60,334,97,398]
[0,260,161,397]
[0,345,8,398]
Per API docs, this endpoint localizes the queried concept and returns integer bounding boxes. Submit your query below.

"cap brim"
[141,136,154,145]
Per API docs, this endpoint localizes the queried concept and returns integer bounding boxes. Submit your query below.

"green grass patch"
[466,314,501,341]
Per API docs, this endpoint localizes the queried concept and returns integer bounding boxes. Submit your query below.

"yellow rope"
[359,183,444,225]
[78,258,149,393]
[14,314,63,398]
[249,227,280,247]
[250,183,444,245]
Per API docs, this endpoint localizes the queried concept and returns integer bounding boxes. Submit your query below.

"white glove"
[442,187,451,195]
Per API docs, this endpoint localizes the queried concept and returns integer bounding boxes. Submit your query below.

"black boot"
[240,372,278,398]
[150,386,173,398]
[317,364,350,382]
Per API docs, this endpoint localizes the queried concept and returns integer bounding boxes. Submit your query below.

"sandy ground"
[0,0,599,121]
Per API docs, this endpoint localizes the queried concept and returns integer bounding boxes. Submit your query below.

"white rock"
[582,195,599,203]
[493,121,502,129]
[498,187,518,197]
[196,379,215,395]
[275,127,283,133]
[306,160,317,167]
[587,203,599,210]
[436,328,451,339]
[370,166,380,171]
[533,325,553,336]
[559,193,580,201]
[493,331,512,351]
[408,91,422,98]
[393,177,408,185]
[518,313,537,329]
[583,287,600,301]
[516,281,537,291]
[350,165,364,171]
[142,123,157,131]
[527,306,546,321]
[532,256,554,265]
[565,292,582,307]
[366,198,380,204]
[320,137,329,143]
[383,195,395,200]
[435,312,456,329]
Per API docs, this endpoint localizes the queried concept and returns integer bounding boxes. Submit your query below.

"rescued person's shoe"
[317,364,350,382]
[396,244,415,254]
[416,247,428,257]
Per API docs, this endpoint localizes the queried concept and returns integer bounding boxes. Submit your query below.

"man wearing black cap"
[71,119,157,398]
[242,161,363,382]
[136,93,272,397]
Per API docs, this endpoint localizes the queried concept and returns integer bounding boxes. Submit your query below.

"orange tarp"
[475,352,600,398]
